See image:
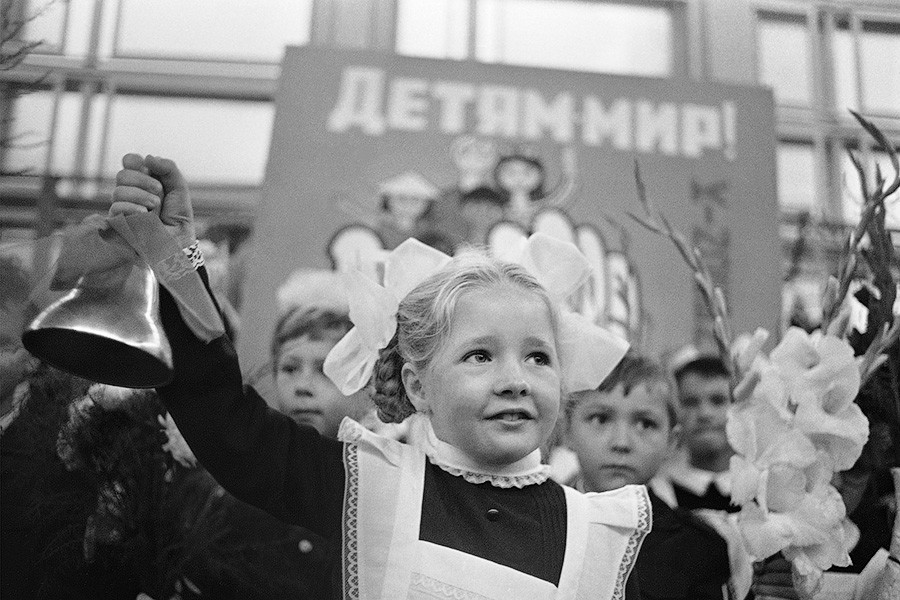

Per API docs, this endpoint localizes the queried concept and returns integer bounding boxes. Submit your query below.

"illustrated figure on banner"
[329,137,642,344]
[375,171,441,250]
[494,146,578,227]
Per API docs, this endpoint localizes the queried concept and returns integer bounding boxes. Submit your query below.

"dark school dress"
[636,491,731,600]
[156,269,643,599]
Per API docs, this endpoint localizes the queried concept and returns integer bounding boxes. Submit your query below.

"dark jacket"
[636,490,731,600]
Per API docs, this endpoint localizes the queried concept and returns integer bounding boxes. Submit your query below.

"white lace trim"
[612,485,652,600]
[338,417,364,444]
[410,572,495,600]
[407,414,550,489]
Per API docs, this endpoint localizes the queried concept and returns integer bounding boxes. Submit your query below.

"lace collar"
[407,414,550,489]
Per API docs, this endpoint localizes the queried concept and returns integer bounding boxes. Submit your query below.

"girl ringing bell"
[110,153,645,600]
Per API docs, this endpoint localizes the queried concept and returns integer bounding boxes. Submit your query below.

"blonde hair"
[371,249,559,423]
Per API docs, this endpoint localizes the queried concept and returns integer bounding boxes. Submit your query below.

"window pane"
[840,150,864,225]
[860,20,900,116]
[2,89,83,176]
[476,0,671,76]
[396,0,469,59]
[22,0,67,52]
[777,142,816,211]
[874,151,900,230]
[22,0,91,56]
[62,0,96,57]
[839,149,899,229]
[3,90,54,174]
[832,25,858,113]
[757,14,811,106]
[48,91,84,175]
[103,96,274,185]
[116,0,312,61]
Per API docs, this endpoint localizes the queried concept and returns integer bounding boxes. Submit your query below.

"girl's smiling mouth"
[486,410,534,422]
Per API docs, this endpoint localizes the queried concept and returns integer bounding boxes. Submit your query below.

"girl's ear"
[401,362,429,413]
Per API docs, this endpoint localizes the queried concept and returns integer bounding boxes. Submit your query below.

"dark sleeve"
[156,268,345,538]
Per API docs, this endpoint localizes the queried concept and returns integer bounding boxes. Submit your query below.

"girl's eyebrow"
[456,335,554,348]
[524,336,554,348]
[459,335,496,346]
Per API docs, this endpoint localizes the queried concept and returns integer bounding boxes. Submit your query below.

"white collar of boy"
[666,460,731,497]
[408,414,551,488]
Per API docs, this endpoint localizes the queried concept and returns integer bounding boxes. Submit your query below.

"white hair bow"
[512,233,629,392]
[323,233,629,396]
[324,238,452,395]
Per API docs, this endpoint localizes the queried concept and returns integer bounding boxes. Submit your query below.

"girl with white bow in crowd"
[110,153,643,600]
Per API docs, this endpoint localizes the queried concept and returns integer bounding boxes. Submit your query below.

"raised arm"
[109,154,345,536]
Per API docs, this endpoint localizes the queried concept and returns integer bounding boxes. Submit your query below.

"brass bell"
[22,261,173,388]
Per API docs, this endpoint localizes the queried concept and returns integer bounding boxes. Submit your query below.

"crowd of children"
[0,151,896,599]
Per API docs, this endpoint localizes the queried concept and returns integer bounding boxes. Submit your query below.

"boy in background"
[564,353,731,600]
[271,268,402,440]
[665,348,736,512]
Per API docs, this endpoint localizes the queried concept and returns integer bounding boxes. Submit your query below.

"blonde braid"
[370,334,416,423]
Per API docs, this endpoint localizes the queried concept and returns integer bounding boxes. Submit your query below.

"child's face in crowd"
[275,332,366,438]
[676,372,731,461]
[404,285,561,467]
[566,383,676,493]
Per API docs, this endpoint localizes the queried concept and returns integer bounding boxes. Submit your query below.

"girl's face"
[403,285,561,467]
[275,333,368,438]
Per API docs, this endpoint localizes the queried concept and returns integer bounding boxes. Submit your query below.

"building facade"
[1,0,898,333]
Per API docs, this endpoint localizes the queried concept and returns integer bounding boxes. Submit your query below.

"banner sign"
[238,46,779,375]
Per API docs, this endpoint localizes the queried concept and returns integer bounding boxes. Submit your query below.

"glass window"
[757,12,811,106]
[777,141,816,212]
[63,0,97,57]
[475,0,672,76]
[840,148,900,230]
[24,0,104,57]
[84,91,111,178]
[2,89,54,175]
[21,0,67,52]
[874,150,900,230]
[396,0,469,60]
[832,21,858,113]
[2,89,83,176]
[114,0,313,61]
[102,96,274,185]
[832,17,900,117]
[840,148,864,225]
[860,20,900,116]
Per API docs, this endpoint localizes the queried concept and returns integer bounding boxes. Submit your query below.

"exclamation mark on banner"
[722,101,736,161]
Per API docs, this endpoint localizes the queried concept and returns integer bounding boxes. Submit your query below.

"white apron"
[338,419,651,600]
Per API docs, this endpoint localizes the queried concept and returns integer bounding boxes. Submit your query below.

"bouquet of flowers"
[725,326,868,596]
[51,384,321,599]
[632,111,900,599]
